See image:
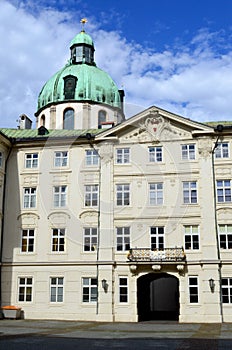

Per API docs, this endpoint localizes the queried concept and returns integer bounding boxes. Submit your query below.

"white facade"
[1,107,232,322]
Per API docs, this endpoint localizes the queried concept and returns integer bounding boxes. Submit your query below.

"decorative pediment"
[47,211,71,225]
[79,210,98,224]
[17,212,40,226]
[217,207,232,221]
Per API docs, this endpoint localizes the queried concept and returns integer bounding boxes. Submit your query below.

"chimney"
[18,114,32,129]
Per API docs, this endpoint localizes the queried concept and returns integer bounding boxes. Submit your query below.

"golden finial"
[80,18,88,31]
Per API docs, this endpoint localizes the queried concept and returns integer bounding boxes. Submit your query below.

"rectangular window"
[119,277,128,303]
[116,227,130,251]
[183,181,197,204]
[222,278,232,303]
[149,183,163,205]
[116,148,130,164]
[189,276,199,303]
[181,144,195,160]
[25,153,38,168]
[215,143,229,159]
[50,277,64,302]
[0,152,2,167]
[85,185,99,207]
[23,187,36,208]
[85,149,99,166]
[116,184,130,206]
[219,225,232,249]
[82,277,98,302]
[184,225,199,250]
[149,146,162,162]
[150,226,165,250]
[52,228,65,252]
[84,227,98,251]
[217,180,231,202]
[18,277,33,302]
[21,229,34,253]
[54,151,68,167]
[53,186,67,207]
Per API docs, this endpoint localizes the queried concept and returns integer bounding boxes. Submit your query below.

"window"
[21,229,34,253]
[219,225,232,249]
[53,186,67,207]
[181,144,195,160]
[50,277,64,302]
[18,277,33,302]
[0,152,3,167]
[183,181,197,204]
[116,184,130,206]
[82,277,97,302]
[85,185,98,207]
[215,143,229,159]
[25,153,38,168]
[116,227,130,251]
[116,148,130,164]
[189,276,199,303]
[98,110,106,126]
[23,187,36,208]
[119,277,128,303]
[84,227,98,251]
[222,278,232,303]
[40,115,45,127]
[64,76,77,100]
[150,226,165,250]
[52,228,65,252]
[54,151,68,167]
[63,108,74,130]
[85,149,99,166]
[217,180,231,202]
[149,146,162,162]
[149,183,163,205]
[184,225,199,250]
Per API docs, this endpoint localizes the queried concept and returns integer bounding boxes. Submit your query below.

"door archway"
[137,273,179,321]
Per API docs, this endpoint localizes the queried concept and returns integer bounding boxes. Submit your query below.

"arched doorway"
[137,273,179,321]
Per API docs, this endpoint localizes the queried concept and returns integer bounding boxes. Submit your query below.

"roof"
[70,30,94,47]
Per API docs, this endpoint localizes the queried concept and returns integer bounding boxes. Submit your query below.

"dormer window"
[64,76,77,100]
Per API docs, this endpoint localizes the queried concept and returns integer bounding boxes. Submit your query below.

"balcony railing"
[127,247,186,262]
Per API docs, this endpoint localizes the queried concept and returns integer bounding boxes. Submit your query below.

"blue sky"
[1,0,232,127]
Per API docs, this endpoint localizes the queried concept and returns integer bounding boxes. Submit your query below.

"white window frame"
[53,186,67,207]
[50,277,64,303]
[222,278,232,303]
[184,225,199,250]
[25,153,38,168]
[183,181,197,204]
[116,148,130,164]
[119,277,128,303]
[52,228,65,252]
[148,146,162,162]
[85,149,99,166]
[84,185,99,207]
[82,277,98,303]
[116,227,130,251]
[18,277,33,302]
[188,276,199,303]
[23,187,36,208]
[215,142,229,159]
[21,229,35,253]
[116,184,130,206]
[219,225,232,249]
[83,227,98,252]
[217,180,231,203]
[181,144,195,160]
[150,226,165,250]
[54,151,68,167]
[149,183,163,205]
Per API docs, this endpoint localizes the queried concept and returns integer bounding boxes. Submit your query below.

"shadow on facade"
[137,272,179,322]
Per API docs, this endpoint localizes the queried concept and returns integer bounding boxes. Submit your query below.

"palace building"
[0,24,232,323]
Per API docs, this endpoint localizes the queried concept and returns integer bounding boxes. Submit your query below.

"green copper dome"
[36,30,122,114]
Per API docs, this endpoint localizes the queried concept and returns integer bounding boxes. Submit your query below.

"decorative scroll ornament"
[198,138,212,159]
[98,142,114,164]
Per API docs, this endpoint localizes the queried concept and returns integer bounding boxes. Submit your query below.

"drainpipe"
[211,125,224,323]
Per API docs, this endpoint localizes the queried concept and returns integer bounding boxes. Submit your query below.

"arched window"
[40,115,45,127]
[63,109,74,130]
[64,76,77,100]
[98,110,106,127]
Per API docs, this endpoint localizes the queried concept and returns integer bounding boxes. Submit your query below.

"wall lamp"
[101,279,108,293]
[209,278,215,293]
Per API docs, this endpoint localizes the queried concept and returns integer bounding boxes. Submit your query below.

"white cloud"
[1,0,232,128]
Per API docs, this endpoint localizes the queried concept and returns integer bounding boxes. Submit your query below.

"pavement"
[1,319,232,340]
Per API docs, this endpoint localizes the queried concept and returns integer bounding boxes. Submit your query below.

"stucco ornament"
[198,138,212,159]
[98,142,114,164]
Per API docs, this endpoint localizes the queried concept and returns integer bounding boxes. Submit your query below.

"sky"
[1,0,232,128]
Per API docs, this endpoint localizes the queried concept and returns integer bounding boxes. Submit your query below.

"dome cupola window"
[63,108,74,130]
[64,75,77,100]
[98,110,107,127]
